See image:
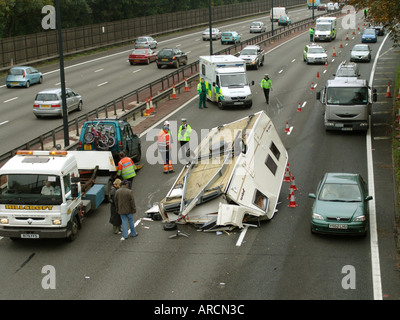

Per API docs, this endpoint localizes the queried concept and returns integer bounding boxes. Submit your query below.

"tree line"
[0,0,256,38]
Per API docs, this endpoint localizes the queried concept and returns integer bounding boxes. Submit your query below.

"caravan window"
[269,142,280,160]
[265,154,278,175]
[253,189,269,211]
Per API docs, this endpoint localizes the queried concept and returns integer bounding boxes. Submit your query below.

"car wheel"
[77,100,83,111]
[217,99,224,110]
[260,57,264,66]
[39,76,43,84]
[146,59,150,65]
[157,64,161,69]
[25,81,30,88]
[130,61,134,65]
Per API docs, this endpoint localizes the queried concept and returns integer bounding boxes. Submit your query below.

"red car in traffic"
[129,49,157,65]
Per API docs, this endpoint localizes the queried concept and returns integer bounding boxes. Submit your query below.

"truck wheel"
[66,215,79,242]
[217,100,225,110]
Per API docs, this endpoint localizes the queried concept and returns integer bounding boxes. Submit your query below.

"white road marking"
[94,68,103,73]
[0,121,9,126]
[97,82,108,87]
[366,32,392,301]
[3,97,18,103]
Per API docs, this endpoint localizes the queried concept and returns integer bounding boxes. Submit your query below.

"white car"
[303,44,328,64]
[249,21,266,33]
[202,28,222,40]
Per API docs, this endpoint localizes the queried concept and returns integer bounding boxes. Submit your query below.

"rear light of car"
[172,57,176,60]
[78,141,82,149]
[33,104,39,108]
[118,140,123,150]
[22,70,25,78]
[51,104,61,108]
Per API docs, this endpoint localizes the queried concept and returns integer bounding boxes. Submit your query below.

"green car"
[308,173,372,236]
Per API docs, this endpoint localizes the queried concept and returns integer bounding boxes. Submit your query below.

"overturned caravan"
[158,111,288,231]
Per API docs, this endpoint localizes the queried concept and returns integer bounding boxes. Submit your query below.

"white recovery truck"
[199,55,254,110]
[154,111,288,232]
[0,150,117,241]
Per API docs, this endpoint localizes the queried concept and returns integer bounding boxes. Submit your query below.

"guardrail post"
[105,104,109,118]
[122,98,125,112]
[39,136,44,150]
[75,119,80,136]
[113,100,117,115]
[52,130,56,148]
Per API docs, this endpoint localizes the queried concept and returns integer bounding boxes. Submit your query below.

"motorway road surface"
[0,6,322,155]
[0,9,399,303]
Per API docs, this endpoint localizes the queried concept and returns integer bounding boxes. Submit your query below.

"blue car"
[6,66,43,88]
[221,31,241,44]
[361,28,377,43]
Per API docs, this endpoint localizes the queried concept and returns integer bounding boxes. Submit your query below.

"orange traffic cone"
[283,163,291,182]
[184,78,189,92]
[285,121,290,133]
[310,82,315,91]
[144,98,150,116]
[332,47,336,57]
[325,61,328,67]
[171,84,177,99]
[289,175,298,191]
[316,71,320,79]
[339,39,343,48]
[148,97,155,114]
[288,190,298,208]
[386,82,391,98]
[345,32,349,41]
[297,102,302,112]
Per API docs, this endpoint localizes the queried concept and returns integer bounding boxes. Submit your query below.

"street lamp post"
[209,0,213,55]
[55,0,69,147]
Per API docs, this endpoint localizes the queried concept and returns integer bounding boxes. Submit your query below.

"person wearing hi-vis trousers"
[158,125,174,174]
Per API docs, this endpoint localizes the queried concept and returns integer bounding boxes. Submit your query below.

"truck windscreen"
[0,174,62,205]
[220,74,248,87]
[327,87,368,105]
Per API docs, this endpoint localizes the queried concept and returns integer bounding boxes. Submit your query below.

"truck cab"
[317,78,377,131]
[78,119,141,164]
[0,150,82,241]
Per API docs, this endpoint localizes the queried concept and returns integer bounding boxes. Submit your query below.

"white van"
[199,55,253,109]
[270,7,287,22]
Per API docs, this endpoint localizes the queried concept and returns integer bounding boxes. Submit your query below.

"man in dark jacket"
[114,180,137,240]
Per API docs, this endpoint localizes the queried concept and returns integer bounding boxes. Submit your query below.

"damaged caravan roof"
[157,111,288,232]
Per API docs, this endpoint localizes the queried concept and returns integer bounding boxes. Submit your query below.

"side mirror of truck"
[316,91,321,100]
[71,184,79,198]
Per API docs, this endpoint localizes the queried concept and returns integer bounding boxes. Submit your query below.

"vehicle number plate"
[234,102,244,105]
[329,224,348,229]
[84,144,92,150]
[21,234,39,239]
[133,60,141,63]
[341,127,353,131]
[41,104,50,108]
[12,82,19,85]
[161,59,168,61]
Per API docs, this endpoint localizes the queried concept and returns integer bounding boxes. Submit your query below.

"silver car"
[334,61,360,78]
[202,28,222,40]
[350,44,372,62]
[250,21,266,33]
[33,88,82,118]
[134,36,157,49]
